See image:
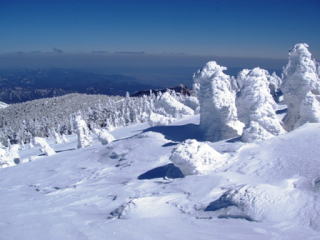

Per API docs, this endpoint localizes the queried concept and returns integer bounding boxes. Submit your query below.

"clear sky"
[0,0,319,58]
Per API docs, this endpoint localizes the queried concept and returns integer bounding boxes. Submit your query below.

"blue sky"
[0,0,319,58]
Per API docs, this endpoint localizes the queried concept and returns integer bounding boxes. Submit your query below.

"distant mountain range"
[0,69,159,103]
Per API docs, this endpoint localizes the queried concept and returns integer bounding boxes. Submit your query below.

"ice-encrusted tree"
[74,114,92,148]
[0,92,198,145]
[149,91,194,126]
[94,128,115,145]
[281,43,320,130]
[155,91,194,118]
[268,72,282,102]
[51,128,63,144]
[193,61,244,141]
[236,68,285,142]
[33,137,55,156]
[296,92,320,126]
[0,144,20,167]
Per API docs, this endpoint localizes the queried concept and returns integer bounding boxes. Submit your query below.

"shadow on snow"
[143,123,204,142]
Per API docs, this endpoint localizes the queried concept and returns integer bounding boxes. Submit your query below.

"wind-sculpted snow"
[193,61,244,141]
[207,183,320,229]
[281,43,320,130]
[0,116,320,239]
[236,68,285,142]
[169,139,225,175]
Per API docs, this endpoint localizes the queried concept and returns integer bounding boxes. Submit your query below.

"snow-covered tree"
[61,134,69,143]
[169,139,225,175]
[268,72,282,102]
[193,61,244,141]
[51,129,63,144]
[0,148,8,167]
[33,137,55,156]
[236,67,285,142]
[281,43,320,130]
[95,129,115,145]
[74,114,92,148]
[148,112,173,126]
[296,92,320,127]
[0,145,20,167]
[154,91,194,118]
[0,90,197,145]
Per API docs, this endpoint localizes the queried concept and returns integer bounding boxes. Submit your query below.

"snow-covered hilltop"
[0,101,8,109]
[1,43,320,239]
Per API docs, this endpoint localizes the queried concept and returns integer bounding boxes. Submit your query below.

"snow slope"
[0,115,319,240]
[0,101,8,109]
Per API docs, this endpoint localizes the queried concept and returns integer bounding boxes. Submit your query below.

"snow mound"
[233,123,320,183]
[241,121,275,142]
[169,139,225,175]
[208,182,320,229]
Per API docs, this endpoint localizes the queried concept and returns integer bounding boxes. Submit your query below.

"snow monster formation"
[236,68,285,142]
[33,137,56,156]
[281,43,320,130]
[74,114,92,148]
[193,61,244,141]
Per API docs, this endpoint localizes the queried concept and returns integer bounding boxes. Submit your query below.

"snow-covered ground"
[0,115,320,240]
[0,101,8,109]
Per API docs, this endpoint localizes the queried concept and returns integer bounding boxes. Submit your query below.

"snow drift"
[169,139,225,175]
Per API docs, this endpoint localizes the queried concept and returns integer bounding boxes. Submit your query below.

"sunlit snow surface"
[1,115,320,240]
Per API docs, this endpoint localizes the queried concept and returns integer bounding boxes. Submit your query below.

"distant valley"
[0,69,159,103]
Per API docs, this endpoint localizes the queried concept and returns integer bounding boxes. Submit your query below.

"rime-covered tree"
[296,92,320,127]
[268,72,282,102]
[0,145,20,167]
[236,67,285,142]
[193,61,244,141]
[0,92,198,145]
[94,128,115,145]
[74,114,92,148]
[281,43,320,130]
[33,137,55,156]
